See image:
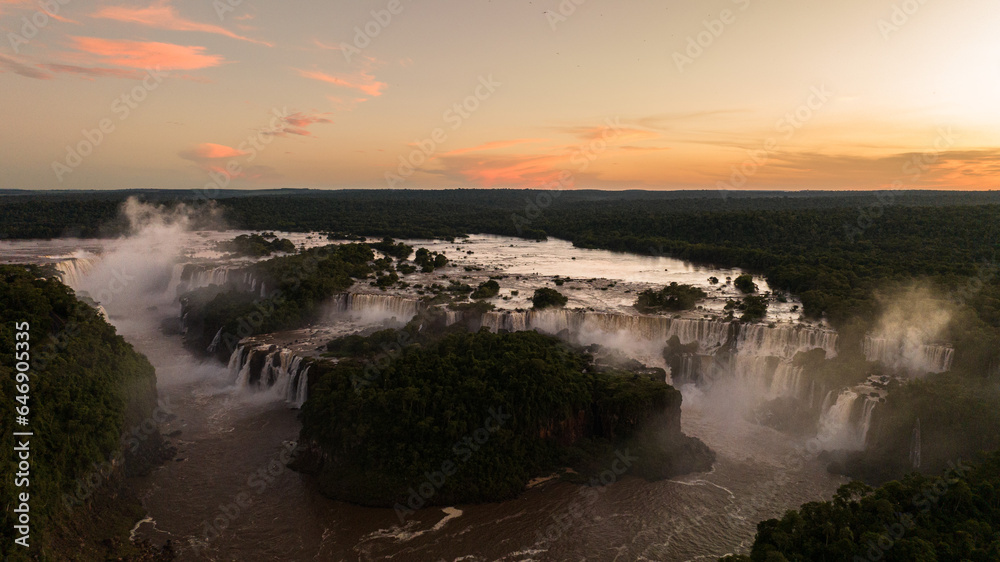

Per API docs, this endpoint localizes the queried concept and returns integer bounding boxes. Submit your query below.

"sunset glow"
[1,0,998,190]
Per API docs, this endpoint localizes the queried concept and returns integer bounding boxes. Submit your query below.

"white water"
[227,344,310,408]
[864,335,954,374]
[816,391,879,450]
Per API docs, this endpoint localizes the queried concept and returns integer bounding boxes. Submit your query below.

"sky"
[1,0,999,191]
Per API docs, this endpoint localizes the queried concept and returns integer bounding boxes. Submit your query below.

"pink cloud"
[71,36,224,70]
[296,68,386,97]
[91,1,270,46]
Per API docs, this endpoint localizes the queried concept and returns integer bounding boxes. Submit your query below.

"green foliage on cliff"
[217,232,295,257]
[414,248,448,272]
[733,274,757,294]
[721,451,1000,562]
[532,287,568,309]
[470,279,500,299]
[724,295,770,322]
[370,237,413,261]
[300,328,713,507]
[0,265,162,560]
[180,243,373,357]
[634,282,707,313]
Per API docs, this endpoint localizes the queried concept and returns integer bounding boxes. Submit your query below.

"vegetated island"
[292,315,715,511]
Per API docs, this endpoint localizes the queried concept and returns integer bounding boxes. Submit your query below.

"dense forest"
[296,322,715,507]
[0,265,171,560]
[722,450,1000,561]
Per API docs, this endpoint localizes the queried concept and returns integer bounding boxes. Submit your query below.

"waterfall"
[444,311,462,326]
[817,391,878,450]
[910,418,921,469]
[770,363,804,399]
[54,254,101,289]
[179,264,239,293]
[481,310,730,349]
[817,390,861,450]
[857,397,878,447]
[863,335,954,374]
[334,293,420,323]
[479,309,840,402]
[227,344,309,408]
[207,327,223,353]
[736,323,838,360]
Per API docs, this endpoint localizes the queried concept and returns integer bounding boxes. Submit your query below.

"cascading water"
[481,310,734,352]
[227,344,310,408]
[816,391,878,450]
[736,323,838,360]
[333,293,420,324]
[479,308,848,435]
[54,254,101,288]
[863,335,954,374]
[910,418,921,469]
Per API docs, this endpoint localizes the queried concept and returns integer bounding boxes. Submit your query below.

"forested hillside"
[0,265,171,560]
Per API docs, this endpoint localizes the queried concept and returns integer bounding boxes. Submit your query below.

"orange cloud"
[71,37,224,70]
[297,68,386,97]
[437,153,569,187]
[183,143,248,160]
[92,1,270,46]
[179,142,268,179]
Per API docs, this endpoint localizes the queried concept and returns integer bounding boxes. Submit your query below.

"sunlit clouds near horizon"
[1,0,999,191]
